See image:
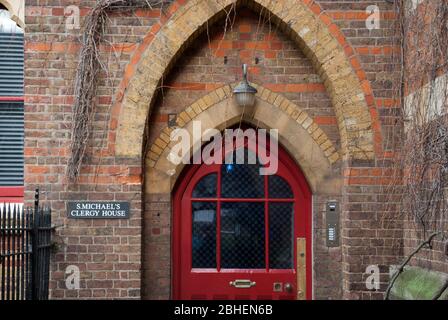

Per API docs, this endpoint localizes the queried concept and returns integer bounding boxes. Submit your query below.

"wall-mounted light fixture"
[233,64,257,108]
[168,113,177,128]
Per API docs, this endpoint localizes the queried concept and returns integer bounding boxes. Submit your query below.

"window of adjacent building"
[0,4,24,188]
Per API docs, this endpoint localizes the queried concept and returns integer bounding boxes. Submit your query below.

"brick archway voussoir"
[145,84,340,194]
[115,0,375,161]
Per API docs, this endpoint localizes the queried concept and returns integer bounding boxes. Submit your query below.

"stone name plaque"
[67,201,130,219]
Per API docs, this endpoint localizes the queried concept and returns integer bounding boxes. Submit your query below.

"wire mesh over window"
[221,202,265,269]
[221,148,264,198]
[192,173,217,198]
[269,175,293,198]
[192,202,217,268]
[269,203,294,269]
[189,143,298,271]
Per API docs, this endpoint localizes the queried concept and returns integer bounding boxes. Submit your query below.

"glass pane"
[221,202,265,269]
[192,202,216,268]
[269,203,294,269]
[192,173,217,198]
[269,175,293,198]
[221,148,264,198]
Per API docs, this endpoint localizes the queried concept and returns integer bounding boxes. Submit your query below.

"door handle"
[229,279,256,288]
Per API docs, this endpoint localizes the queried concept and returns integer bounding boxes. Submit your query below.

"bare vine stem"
[67,0,165,182]
[384,0,448,241]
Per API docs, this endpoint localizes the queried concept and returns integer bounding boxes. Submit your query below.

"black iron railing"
[0,190,52,300]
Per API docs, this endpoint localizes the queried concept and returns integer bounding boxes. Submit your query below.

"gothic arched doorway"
[172,128,312,299]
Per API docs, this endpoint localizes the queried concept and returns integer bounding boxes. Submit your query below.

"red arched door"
[173,132,312,300]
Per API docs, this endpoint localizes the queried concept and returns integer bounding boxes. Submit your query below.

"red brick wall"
[23,0,409,300]
[25,0,162,299]
[142,2,403,300]
[403,0,448,95]
[402,0,448,275]
[319,0,404,299]
[146,10,339,151]
[144,10,342,299]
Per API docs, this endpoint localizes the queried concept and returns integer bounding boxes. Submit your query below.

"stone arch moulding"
[145,84,342,195]
[113,0,379,160]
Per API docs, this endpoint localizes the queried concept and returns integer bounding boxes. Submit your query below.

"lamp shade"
[234,91,256,108]
[233,64,257,108]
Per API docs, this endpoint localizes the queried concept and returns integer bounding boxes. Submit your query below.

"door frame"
[171,139,313,300]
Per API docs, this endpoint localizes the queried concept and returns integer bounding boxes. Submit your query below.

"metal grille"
[269,175,293,198]
[192,174,217,198]
[0,33,24,96]
[221,149,264,198]
[0,102,24,186]
[189,145,298,272]
[192,202,216,268]
[269,203,294,269]
[221,202,265,269]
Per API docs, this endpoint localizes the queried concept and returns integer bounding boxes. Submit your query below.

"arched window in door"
[190,146,295,271]
[173,129,312,300]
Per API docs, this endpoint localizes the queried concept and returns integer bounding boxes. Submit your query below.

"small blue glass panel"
[221,149,264,198]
